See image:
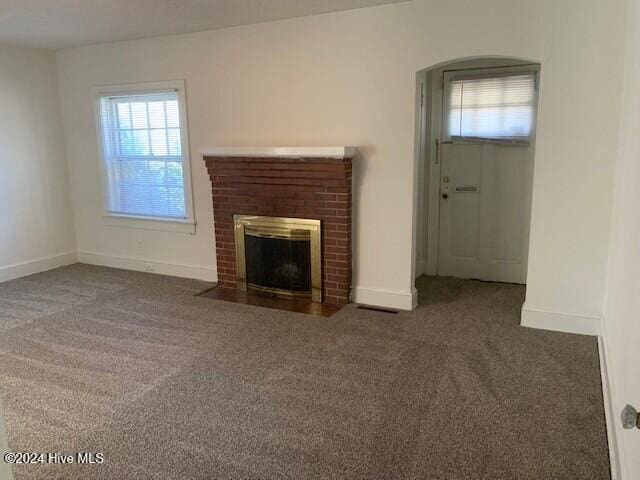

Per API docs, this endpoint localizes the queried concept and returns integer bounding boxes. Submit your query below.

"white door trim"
[425,69,443,276]
[413,70,429,280]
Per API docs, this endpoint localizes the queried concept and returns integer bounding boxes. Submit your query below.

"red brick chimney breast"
[204,154,353,306]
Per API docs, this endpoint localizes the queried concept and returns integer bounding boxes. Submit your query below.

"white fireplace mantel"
[200,146,357,159]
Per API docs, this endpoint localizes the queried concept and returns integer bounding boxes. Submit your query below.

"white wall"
[0,45,76,281]
[602,0,640,477]
[520,1,626,333]
[56,0,627,313]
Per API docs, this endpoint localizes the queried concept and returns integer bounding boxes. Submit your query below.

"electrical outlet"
[144,263,155,273]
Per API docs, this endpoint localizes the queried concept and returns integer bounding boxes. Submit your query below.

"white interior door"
[436,66,537,283]
[438,141,530,283]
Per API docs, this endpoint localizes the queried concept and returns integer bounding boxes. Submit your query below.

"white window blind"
[445,73,536,143]
[98,90,187,219]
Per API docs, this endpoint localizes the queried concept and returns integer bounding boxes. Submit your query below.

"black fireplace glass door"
[244,233,312,294]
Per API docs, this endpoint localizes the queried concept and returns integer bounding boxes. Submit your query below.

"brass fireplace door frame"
[233,215,322,302]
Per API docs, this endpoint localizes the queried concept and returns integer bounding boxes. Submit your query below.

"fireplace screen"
[234,216,321,302]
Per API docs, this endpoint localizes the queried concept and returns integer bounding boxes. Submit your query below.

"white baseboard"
[520,304,602,336]
[0,251,77,283]
[352,286,417,311]
[598,332,623,480]
[77,251,217,282]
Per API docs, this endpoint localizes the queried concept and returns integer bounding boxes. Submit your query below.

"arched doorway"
[412,57,540,299]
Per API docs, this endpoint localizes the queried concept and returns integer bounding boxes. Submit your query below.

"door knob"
[622,405,640,429]
[442,193,448,199]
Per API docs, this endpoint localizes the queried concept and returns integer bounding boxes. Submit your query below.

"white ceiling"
[0,0,409,50]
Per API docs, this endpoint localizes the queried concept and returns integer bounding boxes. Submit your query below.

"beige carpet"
[0,264,609,479]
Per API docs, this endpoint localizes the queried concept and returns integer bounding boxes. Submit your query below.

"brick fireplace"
[203,147,355,306]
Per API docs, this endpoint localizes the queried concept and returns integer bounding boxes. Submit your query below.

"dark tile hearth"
[197,286,342,318]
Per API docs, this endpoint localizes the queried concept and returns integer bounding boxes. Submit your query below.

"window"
[95,81,194,232]
[444,72,537,143]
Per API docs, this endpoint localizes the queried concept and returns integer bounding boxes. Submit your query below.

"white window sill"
[102,214,196,234]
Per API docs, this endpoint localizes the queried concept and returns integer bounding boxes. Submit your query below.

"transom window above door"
[94,80,195,233]
[444,72,537,144]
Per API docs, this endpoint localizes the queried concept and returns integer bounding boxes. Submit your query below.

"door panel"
[438,141,530,284]
[481,144,525,262]
[451,193,479,258]
[441,144,481,261]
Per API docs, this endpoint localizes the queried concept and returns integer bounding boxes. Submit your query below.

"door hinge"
[420,83,425,107]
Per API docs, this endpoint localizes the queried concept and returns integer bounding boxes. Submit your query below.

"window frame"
[93,80,196,234]
[442,65,539,146]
